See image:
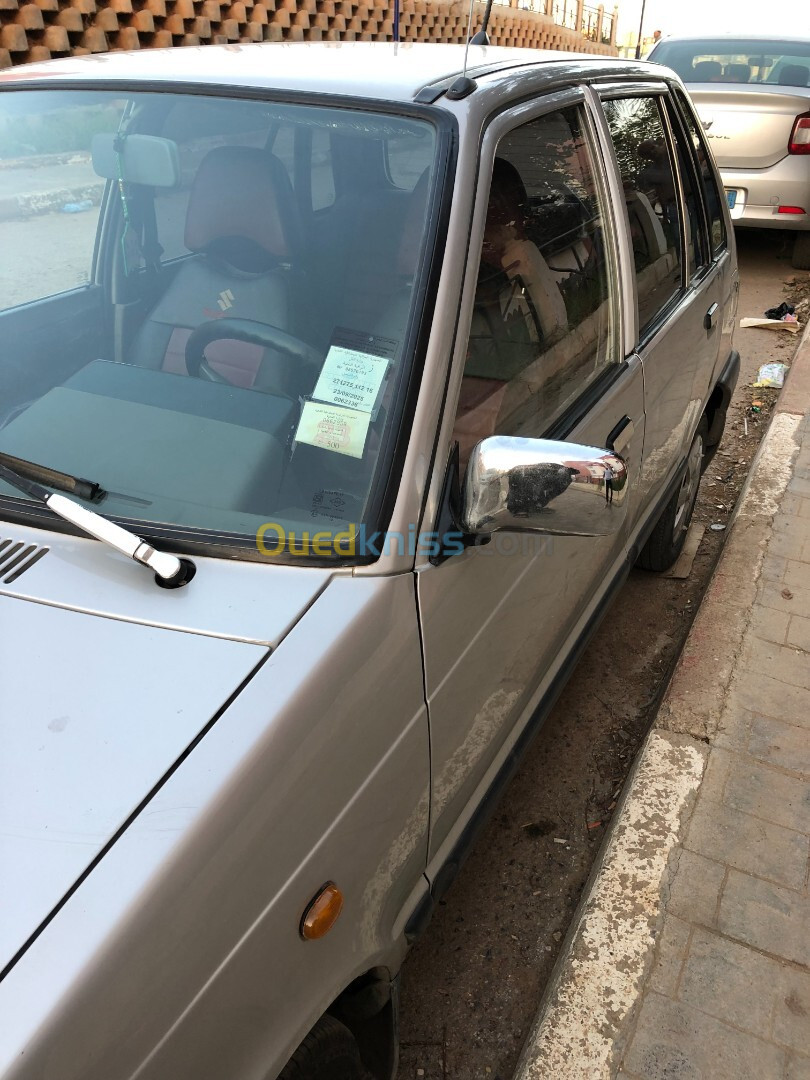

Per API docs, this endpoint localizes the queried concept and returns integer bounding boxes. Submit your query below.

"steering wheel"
[184,318,322,391]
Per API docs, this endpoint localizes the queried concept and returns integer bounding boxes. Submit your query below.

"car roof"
[0,42,654,103]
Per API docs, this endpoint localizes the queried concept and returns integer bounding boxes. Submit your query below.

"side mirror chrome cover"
[462,436,629,538]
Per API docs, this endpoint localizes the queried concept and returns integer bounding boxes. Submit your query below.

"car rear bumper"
[719,158,810,231]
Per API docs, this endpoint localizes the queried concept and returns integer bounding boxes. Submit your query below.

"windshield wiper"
[0,458,195,589]
[0,452,106,502]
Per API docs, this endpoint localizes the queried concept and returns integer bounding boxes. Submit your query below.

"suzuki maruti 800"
[0,41,738,1080]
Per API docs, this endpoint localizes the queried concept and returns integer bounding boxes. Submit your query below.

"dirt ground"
[396,229,810,1080]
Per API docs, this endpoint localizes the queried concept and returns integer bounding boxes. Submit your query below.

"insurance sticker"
[294,401,371,459]
[312,328,398,415]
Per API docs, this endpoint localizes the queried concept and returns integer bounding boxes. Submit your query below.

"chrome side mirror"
[462,436,629,538]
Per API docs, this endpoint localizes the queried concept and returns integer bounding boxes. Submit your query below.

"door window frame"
[451,88,630,429]
[595,81,697,348]
[661,92,712,280]
[670,87,729,260]
[416,85,635,570]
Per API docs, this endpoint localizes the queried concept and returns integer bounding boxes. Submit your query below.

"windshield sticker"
[312,328,398,415]
[295,401,371,459]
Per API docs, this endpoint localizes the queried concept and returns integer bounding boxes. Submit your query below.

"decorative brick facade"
[0,0,616,71]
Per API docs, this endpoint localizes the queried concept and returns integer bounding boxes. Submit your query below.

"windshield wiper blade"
[0,461,195,589]
[0,452,106,503]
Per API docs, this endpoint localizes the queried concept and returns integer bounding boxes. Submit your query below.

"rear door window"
[602,95,683,336]
[673,90,727,257]
[663,96,709,277]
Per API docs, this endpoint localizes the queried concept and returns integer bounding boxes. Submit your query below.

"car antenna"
[470,0,494,44]
[446,0,481,100]
[393,0,399,44]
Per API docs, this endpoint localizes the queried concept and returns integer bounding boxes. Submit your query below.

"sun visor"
[92,133,180,187]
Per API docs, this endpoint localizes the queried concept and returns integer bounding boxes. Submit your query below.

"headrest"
[485,157,528,238]
[184,147,302,261]
[724,63,750,82]
[397,169,431,275]
[779,64,809,87]
[692,60,722,80]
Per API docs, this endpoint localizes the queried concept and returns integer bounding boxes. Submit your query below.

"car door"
[597,83,725,505]
[415,89,646,869]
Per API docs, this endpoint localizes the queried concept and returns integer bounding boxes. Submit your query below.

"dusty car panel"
[0,42,739,1080]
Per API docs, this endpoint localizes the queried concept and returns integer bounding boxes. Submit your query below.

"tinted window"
[603,96,682,335]
[453,105,617,463]
[650,38,810,88]
[674,91,727,256]
[665,99,707,276]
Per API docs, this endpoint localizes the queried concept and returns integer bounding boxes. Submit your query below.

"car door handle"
[704,302,719,331]
[606,415,635,456]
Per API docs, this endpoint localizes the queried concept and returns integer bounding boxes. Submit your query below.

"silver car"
[0,44,737,1080]
[648,35,810,268]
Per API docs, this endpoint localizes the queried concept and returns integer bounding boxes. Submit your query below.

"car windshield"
[651,38,810,88]
[0,89,441,562]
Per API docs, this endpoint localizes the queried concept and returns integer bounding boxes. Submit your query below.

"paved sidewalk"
[514,328,810,1080]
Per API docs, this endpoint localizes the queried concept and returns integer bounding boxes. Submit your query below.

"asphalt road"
[396,229,808,1080]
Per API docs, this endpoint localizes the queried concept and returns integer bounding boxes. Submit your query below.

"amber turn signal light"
[300,882,344,940]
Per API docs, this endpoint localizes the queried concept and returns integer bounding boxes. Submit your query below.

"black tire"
[277,1015,369,1080]
[637,421,707,573]
[792,232,810,271]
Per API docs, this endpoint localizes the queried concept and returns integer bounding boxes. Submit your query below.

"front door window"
[453,104,619,465]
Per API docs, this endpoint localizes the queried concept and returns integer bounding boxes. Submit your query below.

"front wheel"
[637,421,707,572]
[277,1015,370,1080]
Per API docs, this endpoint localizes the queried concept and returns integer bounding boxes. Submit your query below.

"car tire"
[277,1015,370,1080]
[792,232,810,271]
[637,421,707,573]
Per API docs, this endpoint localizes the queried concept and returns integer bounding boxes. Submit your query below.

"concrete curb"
[512,323,810,1080]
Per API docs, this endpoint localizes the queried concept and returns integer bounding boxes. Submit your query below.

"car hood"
[0,594,268,972]
[0,525,333,974]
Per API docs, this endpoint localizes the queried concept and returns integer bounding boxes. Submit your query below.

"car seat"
[692,61,723,81]
[127,146,305,394]
[778,65,809,87]
[723,63,750,82]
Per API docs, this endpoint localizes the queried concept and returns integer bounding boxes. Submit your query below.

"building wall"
[0,0,616,70]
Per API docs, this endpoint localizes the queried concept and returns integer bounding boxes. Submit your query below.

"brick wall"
[0,0,616,70]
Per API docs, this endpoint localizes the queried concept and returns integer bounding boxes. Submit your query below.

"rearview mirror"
[91,133,180,188]
[462,436,629,538]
